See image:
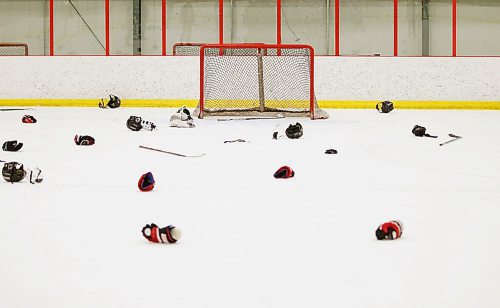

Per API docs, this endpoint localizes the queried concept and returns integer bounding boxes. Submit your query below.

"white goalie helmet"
[177,106,192,122]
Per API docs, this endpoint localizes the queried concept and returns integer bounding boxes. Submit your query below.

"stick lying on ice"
[139,145,205,158]
[217,114,285,121]
[439,134,462,146]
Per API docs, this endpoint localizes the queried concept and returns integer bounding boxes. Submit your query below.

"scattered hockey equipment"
[138,172,155,192]
[2,162,26,183]
[375,220,403,240]
[139,145,205,158]
[224,139,247,143]
[22,115,37,123]
[285,122,303,139]
[28,167,43,184]
[217,114,286,121]
[412,125,437,138]
[274,166,295,179]
[170,106,195,128]
[74,135,95,146]
[142,223,181,244]
[439,133,462,146]
[126,116,156,131]
[2,140,23,152]
[325,149,338,154]
[376,101,394,113]
[98,94,121,109]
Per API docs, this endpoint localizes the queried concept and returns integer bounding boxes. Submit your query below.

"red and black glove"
[376,220,403,240]
[142,223,181,244]
[22,115,37,123]
[74,135,95,146]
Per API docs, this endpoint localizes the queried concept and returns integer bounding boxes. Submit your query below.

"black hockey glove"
[74,135,95,146]
[376,101,394,113]
[99,94,121,109]
[285,122,303,139]
[412,125,437,138]
[127,116,143,131]
[2,140,23,152]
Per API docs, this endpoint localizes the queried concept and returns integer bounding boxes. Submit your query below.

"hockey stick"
[439,133,462,146]
[1,108,32,111]
[217,114,285,121]
[139,145,205,158]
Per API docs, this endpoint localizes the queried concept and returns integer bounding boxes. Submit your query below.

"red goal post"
[194,43,328,120]
[0,43,29,56]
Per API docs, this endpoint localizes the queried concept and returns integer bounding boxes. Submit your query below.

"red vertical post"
[199,46,205,119]
[105,0,110,55]
[335,0,339,56]
[162,0,166,55]
[49,0,54,55]
[309,46,315,119]
[394,0,398,56]
[277,0,282,45]
[219,0,224,44]
[452,0,457,56]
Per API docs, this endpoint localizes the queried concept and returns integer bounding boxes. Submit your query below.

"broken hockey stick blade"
[217,114,285,121]
[439,134,462,146]
[140,145,205,158]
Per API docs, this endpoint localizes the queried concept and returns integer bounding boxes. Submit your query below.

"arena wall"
[0,56,499,109]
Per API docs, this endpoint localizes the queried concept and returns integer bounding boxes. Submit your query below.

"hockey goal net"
[193,43,328,119]
[0,43,29,56]
[173,43,205,56]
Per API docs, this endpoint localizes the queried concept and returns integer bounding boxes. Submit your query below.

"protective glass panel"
[54,0,106,55]
[167,0,219,55]
[340,0,393,56]
[398,0,422,56]
[458,0,500,55]
[0,0,46,55]
[141,0,162,55]
[428,0,452,56]
[281,0,328,55]
[109,0,133,55]
[229,0,276,44]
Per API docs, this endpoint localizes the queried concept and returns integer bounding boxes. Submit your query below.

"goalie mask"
[376,101,394,113]
[138,172,155,192]
[2,162,26,183]
[285,123,303,139]
[177,106,193,122]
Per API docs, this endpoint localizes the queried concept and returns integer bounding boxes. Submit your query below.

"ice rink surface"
[1,107,500,308]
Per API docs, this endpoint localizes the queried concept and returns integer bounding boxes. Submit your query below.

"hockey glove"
[127,116,143,131]
[142,223,181,244]
[2,140,23,152]
[376,101,394,113]
[412,125,437,138]
[74,135,95,146]
[22,115,37,123]
[285,123,303,139]
[274,166,295,179]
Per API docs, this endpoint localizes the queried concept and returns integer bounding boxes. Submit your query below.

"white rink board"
[0,56,499,101]
[1,108,500,308]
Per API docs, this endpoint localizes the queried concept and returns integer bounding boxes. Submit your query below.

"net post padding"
[194,43,328,120]
[0,43,29,56]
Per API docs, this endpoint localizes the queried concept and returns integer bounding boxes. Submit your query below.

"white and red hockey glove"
[142,223,181,244]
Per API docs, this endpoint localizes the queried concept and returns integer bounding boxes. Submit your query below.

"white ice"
[1,107,500,308]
